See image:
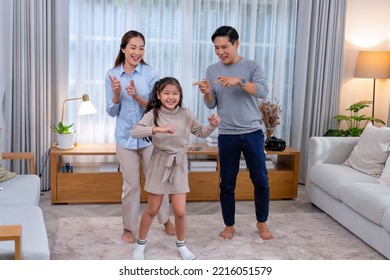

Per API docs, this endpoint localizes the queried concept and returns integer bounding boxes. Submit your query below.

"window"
[69,0,298,143]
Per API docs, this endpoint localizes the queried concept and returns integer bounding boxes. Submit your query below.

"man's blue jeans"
[218,129,270,226]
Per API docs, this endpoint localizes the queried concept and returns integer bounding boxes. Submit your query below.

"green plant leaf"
[50,121,75,134]
[327,100,385,137]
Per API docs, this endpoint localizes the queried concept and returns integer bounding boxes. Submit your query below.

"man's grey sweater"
[204,57,269,135]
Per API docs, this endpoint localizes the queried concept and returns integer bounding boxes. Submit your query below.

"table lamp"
[61,93,97,123]
[56,93,97,149]
[354,50,390,120]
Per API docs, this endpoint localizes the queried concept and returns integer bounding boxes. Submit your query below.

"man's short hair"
[211,26,239,45]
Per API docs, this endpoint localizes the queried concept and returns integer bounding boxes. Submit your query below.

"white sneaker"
[133,243,145,260]
[177,245,196,260]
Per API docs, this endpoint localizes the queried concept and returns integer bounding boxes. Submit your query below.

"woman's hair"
[145,77,183,127]
[114,30,148,67]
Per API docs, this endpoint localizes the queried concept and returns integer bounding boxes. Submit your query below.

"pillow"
[343,123,390,177]
[0,127,16,182]
[379,156,390,185]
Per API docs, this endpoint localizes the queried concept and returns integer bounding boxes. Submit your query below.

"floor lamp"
[354,50,390,122]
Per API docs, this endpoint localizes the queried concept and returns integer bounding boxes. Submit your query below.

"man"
[193,26,273,240]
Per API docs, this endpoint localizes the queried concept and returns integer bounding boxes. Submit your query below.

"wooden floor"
[39,184,321,252]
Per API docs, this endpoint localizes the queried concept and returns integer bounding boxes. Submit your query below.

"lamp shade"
[78,94,97,116]
[354,50,390,78]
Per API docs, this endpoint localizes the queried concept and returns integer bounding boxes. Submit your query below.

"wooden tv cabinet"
[50,143,299,204]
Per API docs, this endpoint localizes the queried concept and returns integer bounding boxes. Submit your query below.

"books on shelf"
[99,162,120,173]
[237,153,276,170]
[265,158,275,169]
[189,167,217,172]
[188,159,217,172]
[239,158,247,170]
[206,134,218,147]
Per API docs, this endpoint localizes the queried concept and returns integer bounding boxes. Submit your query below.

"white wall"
[341,0,390,127]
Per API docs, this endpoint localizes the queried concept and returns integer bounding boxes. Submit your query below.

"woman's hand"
[109,75,121,104]
[208,112,220,126]
[126,80,137,98]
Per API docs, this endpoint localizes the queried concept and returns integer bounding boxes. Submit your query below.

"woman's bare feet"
[121,229,135,243]
[219,225,235,239]
[164,219,176,236]
[256,222,273,240]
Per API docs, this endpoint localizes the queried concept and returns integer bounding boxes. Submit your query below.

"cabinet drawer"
[57,173,123,203]
[187,171,219,201]
[235,170,295,200]
[268,171,294,198]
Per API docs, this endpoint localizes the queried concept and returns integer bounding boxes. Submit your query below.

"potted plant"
[50,121,76,149]
[324,100,385,137]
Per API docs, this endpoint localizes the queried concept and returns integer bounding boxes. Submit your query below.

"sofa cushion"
[343,123,390,177]
[382,209,390,233]
[379,156,390,185]
[0,175,41,206]
[310,163,378,200]
[340,182,390,226]
[0,205,50,260]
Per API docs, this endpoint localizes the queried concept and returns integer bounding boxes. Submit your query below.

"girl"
[131,77,220,260]
[105,30,175,243]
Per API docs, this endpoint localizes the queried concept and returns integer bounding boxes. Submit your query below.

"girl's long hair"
[145,77,183,127]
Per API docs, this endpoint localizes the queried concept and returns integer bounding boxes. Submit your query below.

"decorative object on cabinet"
[51,93,97,150]
[259,98,282,139]
[265,136,286,151]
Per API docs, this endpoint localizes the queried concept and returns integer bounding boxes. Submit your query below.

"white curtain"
[67,0,298,145]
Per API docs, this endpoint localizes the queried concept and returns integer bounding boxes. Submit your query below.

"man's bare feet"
[121,229,135,243]
[256,222,273,240]
[164,219,176,236]
[219,225,235,239]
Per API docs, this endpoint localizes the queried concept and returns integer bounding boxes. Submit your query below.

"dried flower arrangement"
[259,99,282,138]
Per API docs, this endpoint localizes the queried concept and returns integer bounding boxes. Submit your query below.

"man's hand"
[192,79,211,95]
[215,76,240,87]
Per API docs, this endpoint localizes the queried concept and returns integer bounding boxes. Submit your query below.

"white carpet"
[52,213,385,260]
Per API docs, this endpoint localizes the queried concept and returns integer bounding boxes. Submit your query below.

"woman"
[105,30,175,243]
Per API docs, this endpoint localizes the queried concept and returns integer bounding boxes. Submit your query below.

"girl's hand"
[153,124,175,134]
[208,112,220,126]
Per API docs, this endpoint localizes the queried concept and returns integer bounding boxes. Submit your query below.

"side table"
[0,224,22,260]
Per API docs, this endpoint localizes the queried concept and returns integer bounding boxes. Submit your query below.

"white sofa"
[305,136,390,259]
[0,153,50,260]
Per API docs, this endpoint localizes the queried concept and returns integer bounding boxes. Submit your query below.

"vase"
[57,133,75,150]
[265,128,274,139]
